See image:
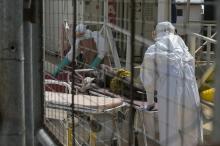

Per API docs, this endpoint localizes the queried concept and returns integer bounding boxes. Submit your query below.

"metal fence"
[42,0,217,146]
[1,0,220,146]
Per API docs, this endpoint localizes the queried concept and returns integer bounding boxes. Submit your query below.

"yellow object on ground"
[110,69,130,94]
[200,88,215,102]
[89,131,97,146]
[68,128,72,146]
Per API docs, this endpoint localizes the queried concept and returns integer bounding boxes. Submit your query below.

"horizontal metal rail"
[195,32,217,54]
[192,33,217,44]
[83,20,154,46]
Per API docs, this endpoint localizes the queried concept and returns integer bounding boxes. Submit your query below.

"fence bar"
[207,26,212,66]
[82,20,154,46]
[195,32,217,54]
[193,33,217,44]
[72,0,77,145]
[106,22,153,46]
[128,0,135,145]
[0,0,25,145]
[126,36,131,70]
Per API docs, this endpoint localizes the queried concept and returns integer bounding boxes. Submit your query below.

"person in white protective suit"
[53,24,107,77]
[140,22,203,146]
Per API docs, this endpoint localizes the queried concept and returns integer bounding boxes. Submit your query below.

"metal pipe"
[31,0,44,145]
[0,0,25,145]
[37,129,57,146]
[83,20,154,46]
[183,0,190,44]
[192,33,217,44]
[213,0,220,143]
[72,0,77,145]
[126,36,131,70]
[207,25,212,66]
[24,0,34,145]
[128,0,136,145]
[106,22,154,46]
[195,32,217,54]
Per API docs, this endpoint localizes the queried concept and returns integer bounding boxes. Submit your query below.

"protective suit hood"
[76,23,87,33]
[155,21,175,40]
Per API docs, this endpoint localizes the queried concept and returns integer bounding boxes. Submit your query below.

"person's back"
[140,22,203,146]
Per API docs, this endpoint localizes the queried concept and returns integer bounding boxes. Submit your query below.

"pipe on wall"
[24,0,35,146]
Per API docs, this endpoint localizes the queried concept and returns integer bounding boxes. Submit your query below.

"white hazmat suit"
[53,24,108,76]
[66,24,107,62]
[140,22,203,146]
[66,24,92,62]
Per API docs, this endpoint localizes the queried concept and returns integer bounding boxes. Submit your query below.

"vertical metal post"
[126,36,131,70]
[77,0,84,23]
[190,35,196,57]
[128,0,135,145]
[157,0,170,22]
[104,0,108,30]
[24,0,34,146]
[0,0,25,146]
[213,0,220,143]
[81,0,84,23]
[207,25,212,66]
[183,0,190,44]
[106,27,122,68]
[186,0,190,25]
[31,0,44,145]
[72,0,77,145]
[104,0,121,68]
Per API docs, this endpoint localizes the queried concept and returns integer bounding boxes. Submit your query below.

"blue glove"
[52,57,71,77]
[89,56,102,69]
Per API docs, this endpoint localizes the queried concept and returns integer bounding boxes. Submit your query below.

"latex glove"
[89,56,102,69]
[52,57,71,77]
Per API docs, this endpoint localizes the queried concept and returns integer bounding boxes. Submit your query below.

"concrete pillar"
[0,0,25,145]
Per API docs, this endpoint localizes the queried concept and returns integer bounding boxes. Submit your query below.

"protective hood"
[76,24,87,33]
[155,21,175,40]
[140,22,195,89]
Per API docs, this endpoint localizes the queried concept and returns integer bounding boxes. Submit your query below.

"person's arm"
[52,48,73,77]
